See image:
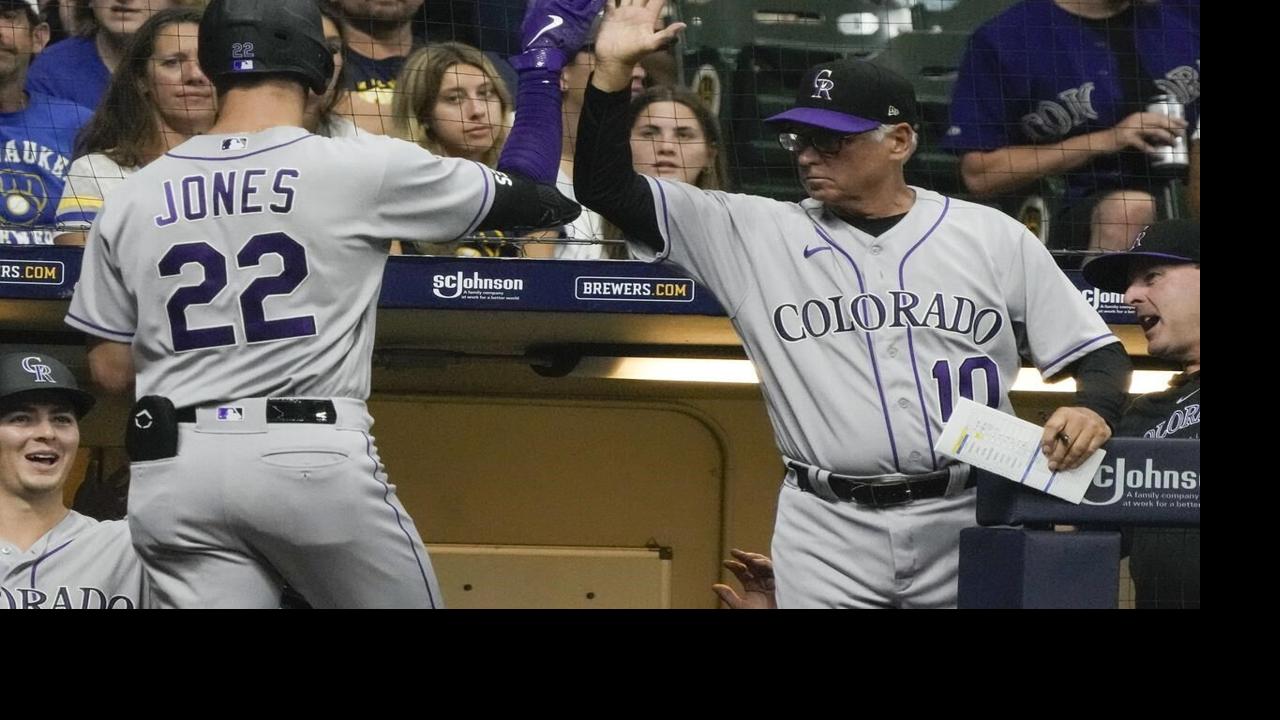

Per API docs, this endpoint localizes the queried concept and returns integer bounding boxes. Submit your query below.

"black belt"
[176,399,337,425]
[788,461,975,507]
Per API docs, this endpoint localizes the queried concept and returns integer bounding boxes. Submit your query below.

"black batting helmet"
[198,0,334,95]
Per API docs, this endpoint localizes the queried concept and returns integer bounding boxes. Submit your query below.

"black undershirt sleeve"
[1067,341,1133,429]
[573,80,664,252]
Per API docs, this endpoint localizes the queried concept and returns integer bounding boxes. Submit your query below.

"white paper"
[934,398,1104,504]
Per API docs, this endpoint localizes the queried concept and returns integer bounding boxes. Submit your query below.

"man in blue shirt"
[945,0,1199,252]
[25,0,184,111]
[0,0,91,244]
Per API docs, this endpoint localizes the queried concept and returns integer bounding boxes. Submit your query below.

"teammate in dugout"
[576,0,1133,608]
[0,351,145,609]
[64,0,599,608]
[1083,219,1199,609]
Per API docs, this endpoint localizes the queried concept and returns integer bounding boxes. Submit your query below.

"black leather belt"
[176,399,337,424]
[788,461,975,507]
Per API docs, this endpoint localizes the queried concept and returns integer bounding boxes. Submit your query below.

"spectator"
[945,0,1199,251]
[26,0,192,111]
[593,85,728,259]
[54,6,211,244]
[551,38,648,259]
[0,0,92,245]
[306,1,359,139]
[391,41,524,256]
[327,0,424,133]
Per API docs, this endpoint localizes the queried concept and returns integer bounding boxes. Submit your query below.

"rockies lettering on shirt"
[944,0,1200,201]
[1117,371,1200,440]
[0,511,144,609]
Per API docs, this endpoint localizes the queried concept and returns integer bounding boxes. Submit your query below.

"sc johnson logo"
[1083,457,1199,507]
[1079,287,1133,315]
[575,277,695,302]
[0,259,63,285]
[431,271,524,300]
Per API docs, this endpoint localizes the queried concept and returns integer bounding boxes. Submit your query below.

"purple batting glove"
[509,0,605,72]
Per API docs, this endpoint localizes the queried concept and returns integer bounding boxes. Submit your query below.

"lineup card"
[934,398,1104,504]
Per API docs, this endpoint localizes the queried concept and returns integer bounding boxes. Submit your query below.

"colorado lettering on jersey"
[1142,402,1200,439]
[1153,65,1201,106]
[771,291,1004,345]
[1020,82,1099,141]
[154,168,299,227]
[1,584,136,609]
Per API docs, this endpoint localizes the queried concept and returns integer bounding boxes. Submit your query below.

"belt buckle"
[870,481,913,507]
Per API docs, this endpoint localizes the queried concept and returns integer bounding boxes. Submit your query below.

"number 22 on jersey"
[159,232,316,352]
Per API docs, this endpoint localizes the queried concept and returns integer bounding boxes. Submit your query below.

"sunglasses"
[777,130,865,156]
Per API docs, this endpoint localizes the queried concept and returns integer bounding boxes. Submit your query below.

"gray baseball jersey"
[1,511,144,609]
[636,180,1118,607]
[67,127,496,407]
[63,126,502,608]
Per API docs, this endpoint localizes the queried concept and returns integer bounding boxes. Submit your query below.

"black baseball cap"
[0,352,96,418]
[764,58,919,133]
[1082,219,1201,293]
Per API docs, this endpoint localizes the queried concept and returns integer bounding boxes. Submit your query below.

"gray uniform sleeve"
[1004,226,1118,378]
[372,139,497,243]
[633,177,770,316]
[65,222,136,343]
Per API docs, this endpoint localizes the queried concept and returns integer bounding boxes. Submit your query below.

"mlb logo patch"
[233,59,255,71]
[222,137,249,151]
[216,406,245,422]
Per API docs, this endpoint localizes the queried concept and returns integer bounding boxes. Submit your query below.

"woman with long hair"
[392,41,512,167]
[390,41,528,256]
[55,6,213,244]
[591,85,729,259]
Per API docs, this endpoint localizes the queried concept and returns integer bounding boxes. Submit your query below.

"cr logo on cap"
[811,69,834,101]
[1131,225,1151,249]
[20,356,54,383]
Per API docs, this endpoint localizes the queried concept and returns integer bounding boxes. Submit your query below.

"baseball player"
[576,0,1132,608]
[1,351,145,609]
[1083,219,1199,608]
[64,0,593,608]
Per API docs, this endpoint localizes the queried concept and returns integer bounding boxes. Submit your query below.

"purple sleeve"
[943,29,1014,154]
[495,67,563,184]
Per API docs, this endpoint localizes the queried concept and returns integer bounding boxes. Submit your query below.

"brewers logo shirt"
[0,92,92,245]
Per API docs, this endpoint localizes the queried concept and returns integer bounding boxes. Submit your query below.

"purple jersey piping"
[28,538,75,587]
[454,161,493,241]
[898,195,951,470]
[1044,333,1116,372]
[362,431,437,608]
[812,222,902,472]
[654,178,673,254]
[65,312,135,340]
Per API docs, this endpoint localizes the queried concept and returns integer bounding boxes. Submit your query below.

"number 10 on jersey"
[931,356,1000,422]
